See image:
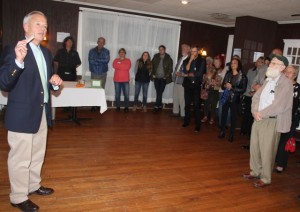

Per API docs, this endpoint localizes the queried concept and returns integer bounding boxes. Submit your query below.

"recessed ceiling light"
[210,13,229,20]
[181,0,189,5]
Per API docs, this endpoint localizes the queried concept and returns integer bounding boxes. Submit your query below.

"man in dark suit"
[0,11,62,212]
[182,45,206,132]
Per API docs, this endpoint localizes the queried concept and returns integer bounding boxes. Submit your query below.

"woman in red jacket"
[113,48,131,112]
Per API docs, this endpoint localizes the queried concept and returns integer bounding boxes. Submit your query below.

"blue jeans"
[218,92,231,126]
[134,81,149,105]
[154,78,166,108]
[114,82,129,108]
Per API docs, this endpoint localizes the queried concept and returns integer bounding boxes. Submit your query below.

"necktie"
[36,47,49,103]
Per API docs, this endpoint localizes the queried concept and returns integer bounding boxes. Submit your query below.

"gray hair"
[23,11,47,25]
[206,56,213,63]
[286,65,299,79]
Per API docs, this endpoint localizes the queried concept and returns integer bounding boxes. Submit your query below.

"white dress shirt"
[258,75,280,111]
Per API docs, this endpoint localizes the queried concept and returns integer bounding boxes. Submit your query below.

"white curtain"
[77,7,181,104]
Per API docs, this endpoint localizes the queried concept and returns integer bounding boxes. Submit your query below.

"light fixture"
[210,13,229,20]
[200,48,207,56]
[181,0,189,5]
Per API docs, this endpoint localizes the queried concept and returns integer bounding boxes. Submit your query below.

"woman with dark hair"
[113,48,131,112]
[133,52,152,112]
[53,36,81,81]
[218,58,247,142]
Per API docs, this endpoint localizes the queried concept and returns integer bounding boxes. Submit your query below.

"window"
[283,39,300,68]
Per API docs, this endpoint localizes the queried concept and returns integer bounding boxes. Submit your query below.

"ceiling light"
[210,13,229,20]
[181,1,189,5]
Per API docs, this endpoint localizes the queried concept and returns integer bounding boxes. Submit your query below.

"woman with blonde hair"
[201,56,223,124]
[275,65,300,173]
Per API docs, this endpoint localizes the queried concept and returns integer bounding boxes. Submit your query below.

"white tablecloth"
[0,81,107,113]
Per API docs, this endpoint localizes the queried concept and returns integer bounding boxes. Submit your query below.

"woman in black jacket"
[53,36,81,81]
[218,58,247,142]
[133,52,152,112]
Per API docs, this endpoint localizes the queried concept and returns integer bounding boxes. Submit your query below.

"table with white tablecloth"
[0,81,107,124]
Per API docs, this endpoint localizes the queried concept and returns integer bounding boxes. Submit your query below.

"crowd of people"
[56,36,300,190]
[56,35,300,194]
[1,10,300,212]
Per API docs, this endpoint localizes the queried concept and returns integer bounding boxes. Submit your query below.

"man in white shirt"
[171,44,190,118]
[243,55,293,188]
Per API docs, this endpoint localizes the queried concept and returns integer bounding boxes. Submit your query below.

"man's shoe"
[29,186,54,195]
[11,199,39,211]
[243,172,258,180]
[182,123,189,127]
[242,145,250,150]
[253,180,269,188]
[194,127,200,132]
[170,113,179,117]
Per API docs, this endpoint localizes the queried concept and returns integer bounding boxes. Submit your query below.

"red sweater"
[113,58,131,82]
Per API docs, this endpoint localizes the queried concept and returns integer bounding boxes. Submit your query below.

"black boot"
[218,131,225,139]
[228,134,234,143]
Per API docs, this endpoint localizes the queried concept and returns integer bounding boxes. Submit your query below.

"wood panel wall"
[232,16,278,71]
[1,0,78,56]
[180,21,234,57]
[1,0,232,59]
[1,0,300,65]
[276,23,300,49]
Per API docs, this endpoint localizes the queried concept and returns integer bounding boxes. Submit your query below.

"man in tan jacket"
[243,55,293,188]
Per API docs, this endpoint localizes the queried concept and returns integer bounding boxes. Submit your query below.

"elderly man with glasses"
[243,54,293,188]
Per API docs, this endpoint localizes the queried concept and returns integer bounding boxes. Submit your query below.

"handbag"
[200,88,208,100]
[220,89,230,106]
[285,137,296,152]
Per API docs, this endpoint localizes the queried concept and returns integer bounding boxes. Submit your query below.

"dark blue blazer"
[0,43,54,133]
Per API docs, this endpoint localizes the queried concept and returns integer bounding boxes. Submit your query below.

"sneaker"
[132,105,137,111]
[275,166,285,173]
[201,117,208,123]
[143,106,147,112]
